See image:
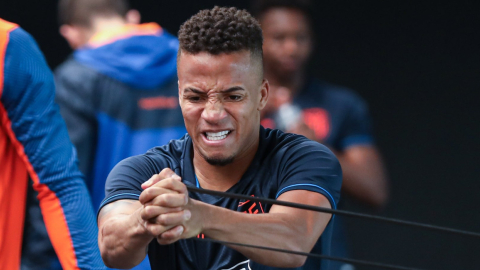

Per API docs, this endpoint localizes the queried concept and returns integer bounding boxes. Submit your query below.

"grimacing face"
[261,8,312,76]
[177,50,269,166]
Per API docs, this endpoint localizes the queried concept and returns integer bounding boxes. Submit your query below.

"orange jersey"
[0,18,103,270]
[0,18,26,270]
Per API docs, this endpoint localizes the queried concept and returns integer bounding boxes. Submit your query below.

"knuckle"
[144,187,154,197]
[157,237,169,245]
[159,168,172,177]
[140,209,148,219]
[157,195,167,205]
[156,214,168,225]
[144,205,154,216]
[146,223,158,236]
[139,192,147,203]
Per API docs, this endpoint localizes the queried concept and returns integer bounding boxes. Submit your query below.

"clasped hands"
[139,168,202,244]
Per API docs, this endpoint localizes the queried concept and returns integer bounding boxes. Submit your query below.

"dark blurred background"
[1,1,479,269]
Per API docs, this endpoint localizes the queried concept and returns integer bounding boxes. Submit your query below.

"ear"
[59,24,87,49]
[126,9,141,24]
[257,79,269,111]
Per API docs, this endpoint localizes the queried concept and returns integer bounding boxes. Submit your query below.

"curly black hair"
[178,6,263,57]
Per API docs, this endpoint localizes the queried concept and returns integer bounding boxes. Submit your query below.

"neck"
[192,134,260,192]
[264,68,306,95]
[91,16,127,33]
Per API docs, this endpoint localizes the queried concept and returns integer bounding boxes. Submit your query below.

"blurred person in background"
[55,0,185,212]
[251,0,389,268]
[0,18,104,270]
[54,0,185,269]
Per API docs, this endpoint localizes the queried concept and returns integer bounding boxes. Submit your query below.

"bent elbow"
[285,255,308,268]
[101,251,142,269]
[377,192,389,209]
[99,239,140,269]
[280,241,309,268]
[99,246,117,269]
[102,258,118,269]
[372,183,389,209]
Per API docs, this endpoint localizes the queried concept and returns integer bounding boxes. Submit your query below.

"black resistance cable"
[192,237,424,270]
[187,186,480,238]
[186,186,480,270]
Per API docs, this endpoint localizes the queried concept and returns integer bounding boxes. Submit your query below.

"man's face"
[261,8,312,76]
[178,50,268,166]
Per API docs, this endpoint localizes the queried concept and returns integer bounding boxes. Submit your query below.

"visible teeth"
[206,130,229,137]
[206,130,229,141]
[207,135,226,141]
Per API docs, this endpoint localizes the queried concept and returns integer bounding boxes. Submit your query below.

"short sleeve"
[99,154,164,211]
[338,94,374,150]
[276,140,342,209]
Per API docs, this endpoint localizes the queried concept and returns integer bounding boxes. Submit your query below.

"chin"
[279,67,298,76]
[204,154,235,166]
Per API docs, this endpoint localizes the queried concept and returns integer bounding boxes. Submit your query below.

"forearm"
[197,200,324,267]
[144,171,334,267]
[99,207,152,268]
[335,147,389,207]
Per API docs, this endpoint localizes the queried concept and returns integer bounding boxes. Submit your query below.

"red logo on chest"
[238,195,265,214]
[302,108,330,140]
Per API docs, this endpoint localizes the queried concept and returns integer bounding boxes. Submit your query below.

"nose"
[201,99,227,124]
[284,37,299,55]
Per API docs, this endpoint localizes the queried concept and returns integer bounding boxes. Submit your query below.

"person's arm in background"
[290,95,388,208]
[333,95,388,208]
[332,145,388,208]
[2,25,104,269]
[54,58,98,184]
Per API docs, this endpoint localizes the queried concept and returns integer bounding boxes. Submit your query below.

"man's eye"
[187,96,201,102]
[228,95,242,101]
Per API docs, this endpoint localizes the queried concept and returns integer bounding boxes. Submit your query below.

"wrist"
[195,200,231,235]
[189,199,207,232]
[131,206,152,239]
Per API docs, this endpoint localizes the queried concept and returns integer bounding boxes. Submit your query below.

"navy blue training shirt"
[100,127,342,270]
[262,78,374,151]
[261,78,376,269]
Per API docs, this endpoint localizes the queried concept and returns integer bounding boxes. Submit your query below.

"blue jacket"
[55,23,186,211]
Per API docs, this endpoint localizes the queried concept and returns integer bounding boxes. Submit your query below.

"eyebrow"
[184,88,205,94]
[183,86,245,94]
[221,86,245,93]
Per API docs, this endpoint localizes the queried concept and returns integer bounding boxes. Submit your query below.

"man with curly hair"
[97,6,342,270]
